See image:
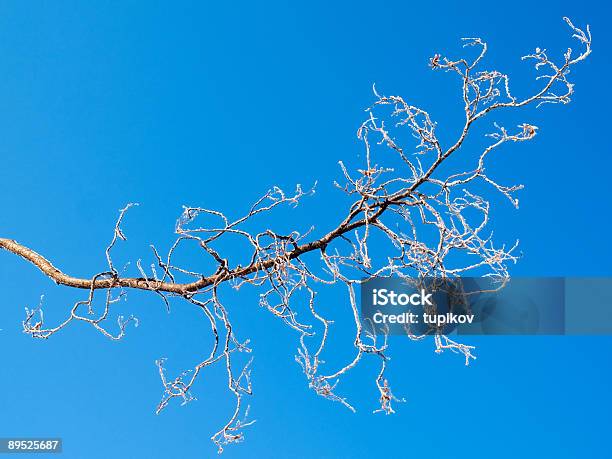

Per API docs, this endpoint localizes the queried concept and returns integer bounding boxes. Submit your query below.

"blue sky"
[0,1,610,457]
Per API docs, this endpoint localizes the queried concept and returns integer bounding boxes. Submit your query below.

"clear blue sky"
[0,1,610,458]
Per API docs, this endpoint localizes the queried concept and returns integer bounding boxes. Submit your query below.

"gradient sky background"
[0,1,611,458]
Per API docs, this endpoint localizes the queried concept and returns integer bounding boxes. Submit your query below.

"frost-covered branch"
[0,18,592,453]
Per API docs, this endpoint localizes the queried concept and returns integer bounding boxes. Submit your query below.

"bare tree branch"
[0,17,592,453]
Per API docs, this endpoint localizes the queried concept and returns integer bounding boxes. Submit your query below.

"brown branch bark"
[0,218,366,295]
